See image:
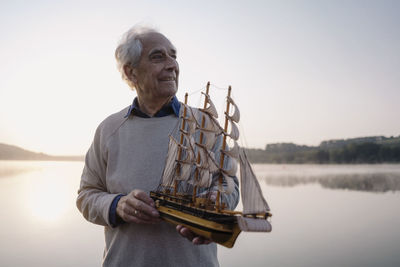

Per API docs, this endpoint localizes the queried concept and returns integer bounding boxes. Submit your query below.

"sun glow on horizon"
[23,166,74,222]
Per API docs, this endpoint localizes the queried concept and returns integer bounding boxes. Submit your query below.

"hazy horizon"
[2,133,399,157]
[1,0,399,155]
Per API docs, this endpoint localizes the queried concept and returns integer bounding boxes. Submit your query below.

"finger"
[192,236,204,245]
[126,198,159,218]
[179,227,195,241]
[136,210,162,223]
[124,214,157,224]
[132,190,156,207]
[203,239,212,245]
[120,200,160,223]
[193,236,212,245]
[129,208,155,221]
[121,204,159,224]
[176,225,183,232]
[126,190,159,215]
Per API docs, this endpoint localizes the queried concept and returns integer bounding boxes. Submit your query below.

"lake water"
[1,161,399,267]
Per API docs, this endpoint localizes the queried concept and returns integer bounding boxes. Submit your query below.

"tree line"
[246,135,400,164]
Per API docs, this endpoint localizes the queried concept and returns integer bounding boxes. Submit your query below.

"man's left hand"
[176,225,213,245]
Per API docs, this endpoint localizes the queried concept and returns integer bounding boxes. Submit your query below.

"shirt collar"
[124,96,181,118]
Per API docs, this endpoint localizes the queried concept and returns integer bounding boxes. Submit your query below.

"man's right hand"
[116,189,161,224]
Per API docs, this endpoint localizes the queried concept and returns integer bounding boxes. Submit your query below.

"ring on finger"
[134,209,138,216]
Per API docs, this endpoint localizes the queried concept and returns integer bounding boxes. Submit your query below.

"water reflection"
[253,164,400,193]
[262,173,400,192]
[24,175,71,221]
[0,161,77,222]
[1,161,399,267]
[0,161,39,178]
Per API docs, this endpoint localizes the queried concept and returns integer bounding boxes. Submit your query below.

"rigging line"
[187,106,202,131]
[196,93,202,108]
[218,96,226,120]
[210,83,229,90]
[187,86,206,96]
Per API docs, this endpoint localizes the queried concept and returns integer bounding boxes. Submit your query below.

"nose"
[165,56,179,73]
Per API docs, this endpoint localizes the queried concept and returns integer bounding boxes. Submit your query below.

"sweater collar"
[124,96,180,118]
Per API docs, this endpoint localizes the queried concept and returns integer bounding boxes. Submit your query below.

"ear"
[123,64,137,84]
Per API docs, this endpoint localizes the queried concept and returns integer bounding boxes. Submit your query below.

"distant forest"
[1,135,400,164]
[246,135,400,164]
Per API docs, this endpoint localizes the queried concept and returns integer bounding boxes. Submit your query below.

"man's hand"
[176,225,213,245]
[117,189,160,224]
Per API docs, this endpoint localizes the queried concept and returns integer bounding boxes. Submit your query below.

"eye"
[149,52,165,62]
[150,52,164,60]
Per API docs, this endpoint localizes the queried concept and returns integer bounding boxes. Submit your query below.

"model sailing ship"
[150,82,272,248]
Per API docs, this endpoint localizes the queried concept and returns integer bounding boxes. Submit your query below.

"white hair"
[115,25,159,89]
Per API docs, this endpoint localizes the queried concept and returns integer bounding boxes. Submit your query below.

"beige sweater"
[77,105,239,267]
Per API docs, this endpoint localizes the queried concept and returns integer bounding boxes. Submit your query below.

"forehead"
[140,32,176,53]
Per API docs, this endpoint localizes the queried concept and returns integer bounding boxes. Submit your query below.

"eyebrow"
[149,48,177,56]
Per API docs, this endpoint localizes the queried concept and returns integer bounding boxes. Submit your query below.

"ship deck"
[150,191,237,223]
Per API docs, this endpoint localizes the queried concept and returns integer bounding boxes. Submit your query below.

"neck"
[137,96,173,117]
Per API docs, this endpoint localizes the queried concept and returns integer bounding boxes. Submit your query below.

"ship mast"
[216,86,232,211]
[192,82,210,203]
[174,93,189,196]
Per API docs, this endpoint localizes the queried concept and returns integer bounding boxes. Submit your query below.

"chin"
[160,86,178,97]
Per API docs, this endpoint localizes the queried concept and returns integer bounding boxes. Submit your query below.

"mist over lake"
[254,164,400,192]
[1,161,399,267]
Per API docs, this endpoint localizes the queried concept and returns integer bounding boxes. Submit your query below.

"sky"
[0,0,399,155]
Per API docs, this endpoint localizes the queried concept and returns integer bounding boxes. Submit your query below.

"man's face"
[131,32,179,102]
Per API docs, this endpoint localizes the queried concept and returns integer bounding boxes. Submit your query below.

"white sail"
[199,112,221,133]
[187,119,196,135]
[175,147,194,181]
[187,105,201,124]
[239,148,270,214]
[228,121,240,140]
[177,161,192,181]
[222,157,237,176]
[181,104,197,135]
[190,112,220,149]
[201,92,219,118]
[181,134,196,152]
[161,136,180,186]
[189,144,218,188]
[181,145,195,162]
[222,141,239,159]
[227,96,240,123]
[180,118,196,136]
[200,130,217,149]
[188,168,212,188]
[190,109,223,145]
[218,172,235,194]
[198,169,213,188]
[207,151,219,173]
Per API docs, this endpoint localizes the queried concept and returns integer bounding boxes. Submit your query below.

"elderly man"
[76,26,239,267]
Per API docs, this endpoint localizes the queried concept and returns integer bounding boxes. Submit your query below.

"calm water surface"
[0,161,399,267]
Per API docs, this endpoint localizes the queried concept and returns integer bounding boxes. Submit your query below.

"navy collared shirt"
[110,95,181,227]
[124,96,181,118]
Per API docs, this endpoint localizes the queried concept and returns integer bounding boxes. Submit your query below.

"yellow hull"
[157,205,241,248]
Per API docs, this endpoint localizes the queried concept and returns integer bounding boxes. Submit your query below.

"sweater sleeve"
[76,122,120,227]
